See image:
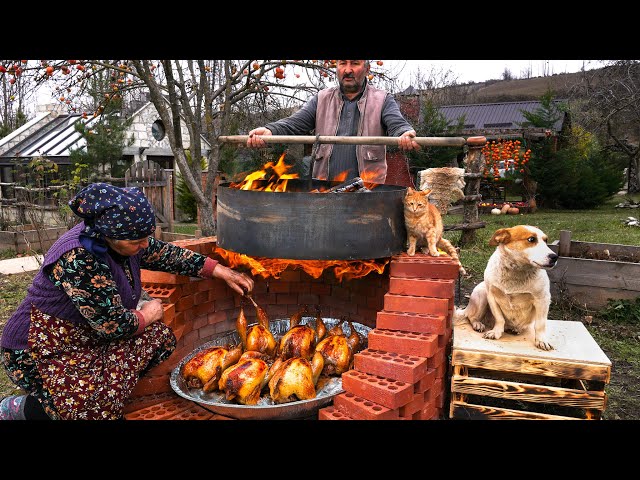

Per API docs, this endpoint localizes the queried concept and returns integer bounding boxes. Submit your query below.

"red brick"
[309,283,331,295]
[194,301,216,318]
[438,327,452,348]
[123,392,176,414]
[388,277,455,299]
[318,405,354,420]
[207,310,228,325]
[384,294,449,316]
[414,368,437,394]
[141,270,190,285]
[434,362,447,379]
[130,374,172,398]
[399,391,426,418]
[194,291,209,305]
[175,295,195,312]
[413,402,437,420]
[368,328,438,357]
[162,303,176,323]
[278,270,302,282]
[333,392,399,420]
[124,397,195,420]
[166,404,216,420]
[428,347,447,370]
[198,323,217,339]
[376,311,447,335]
[214,297,236,311]
[192,314,209,331]
[276,293,298,305]
[354,349,428,383]
[433,378,444,397]
[146,287,180,304]
[269,281,291,293]
[341,369,414,410]
[389,256,460,280]
[290,282,311,294]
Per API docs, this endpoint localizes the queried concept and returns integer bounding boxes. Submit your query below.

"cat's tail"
[437,238,467,276]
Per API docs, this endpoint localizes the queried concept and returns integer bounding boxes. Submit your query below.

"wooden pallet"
[450,320,611,420]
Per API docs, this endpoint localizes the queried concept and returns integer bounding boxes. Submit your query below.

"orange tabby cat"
[403,187,466,275]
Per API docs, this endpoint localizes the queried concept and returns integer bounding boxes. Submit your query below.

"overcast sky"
[383,60,606,88]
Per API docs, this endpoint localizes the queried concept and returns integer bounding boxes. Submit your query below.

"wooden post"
[163,169,174,233]
[460,137,487,247]
[559,230,572,257]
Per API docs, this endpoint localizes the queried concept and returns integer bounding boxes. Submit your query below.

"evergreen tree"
[175,150,207,221]
[519,88,566,129]
[406,99,466,172]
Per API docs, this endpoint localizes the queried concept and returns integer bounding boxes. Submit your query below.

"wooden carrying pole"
[218,135,471,147]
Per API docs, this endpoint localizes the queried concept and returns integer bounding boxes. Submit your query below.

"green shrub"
[600,298,640,325]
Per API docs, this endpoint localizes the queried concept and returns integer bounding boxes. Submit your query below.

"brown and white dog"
[453,225,559,350]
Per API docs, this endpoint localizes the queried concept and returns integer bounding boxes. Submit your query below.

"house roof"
[439,100,566,132]
[0,113,97,159]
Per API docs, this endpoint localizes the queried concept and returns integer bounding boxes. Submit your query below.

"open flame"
[230,152,299,192]
[215,246,389,282]
[229,153,382,192]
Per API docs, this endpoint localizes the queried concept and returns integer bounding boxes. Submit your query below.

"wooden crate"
[450,320,611,420]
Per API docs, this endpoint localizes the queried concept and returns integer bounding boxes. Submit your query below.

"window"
[152,120,165,141]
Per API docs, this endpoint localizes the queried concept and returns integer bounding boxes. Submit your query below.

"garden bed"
[0,224,68,254]
[548,230,640,308]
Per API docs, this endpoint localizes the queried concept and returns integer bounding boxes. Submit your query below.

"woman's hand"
[139,299,164,326]
[212,264,254,295]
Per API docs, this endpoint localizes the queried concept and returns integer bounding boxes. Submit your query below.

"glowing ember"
[215,247,389,282]
[230,152,299,191]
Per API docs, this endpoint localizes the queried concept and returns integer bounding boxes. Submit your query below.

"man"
[247,60,420,184]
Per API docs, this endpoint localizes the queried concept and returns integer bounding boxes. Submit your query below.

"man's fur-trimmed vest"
[313,83,388,183]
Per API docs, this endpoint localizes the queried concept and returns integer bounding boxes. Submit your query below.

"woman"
[0,182,254,420]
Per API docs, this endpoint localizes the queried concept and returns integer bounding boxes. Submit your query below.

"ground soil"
[2,269,638,420]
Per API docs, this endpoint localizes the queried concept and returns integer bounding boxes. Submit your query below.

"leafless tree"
[570,60,640,192]
[2,60,398,236]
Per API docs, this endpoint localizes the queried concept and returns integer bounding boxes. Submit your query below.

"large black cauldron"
[216,179,407,260]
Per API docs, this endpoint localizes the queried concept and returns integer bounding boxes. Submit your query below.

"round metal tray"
[170,316,371,420]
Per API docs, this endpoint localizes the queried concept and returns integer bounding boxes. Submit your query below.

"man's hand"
[247,127,273,148]
[398,129,421,151]
[212,264,255,295]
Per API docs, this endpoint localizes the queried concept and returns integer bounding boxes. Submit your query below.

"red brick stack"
[123,237,457,421]
[320,252,457,420]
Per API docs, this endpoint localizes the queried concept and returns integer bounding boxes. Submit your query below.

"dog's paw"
[470,321,485,332]
[483,329,503,340]
[506,327,521,335]
[535,338,554,351]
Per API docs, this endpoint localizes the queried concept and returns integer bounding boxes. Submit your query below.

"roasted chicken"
[268,351,325,404]
[315,320,362,376]
[181,344,243,393]
[218,351,273,405]
[277,305,327,360]
[236,298,277,357]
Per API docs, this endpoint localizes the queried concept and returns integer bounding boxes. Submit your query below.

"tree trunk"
[629,156,640,193]
[198,201,216,237]
[460,145,484,246]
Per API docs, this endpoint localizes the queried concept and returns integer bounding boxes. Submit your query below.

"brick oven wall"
[129,236,458,421]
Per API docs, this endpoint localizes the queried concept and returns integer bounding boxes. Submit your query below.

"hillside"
[413,69,592,106]
[464,71,583,103]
